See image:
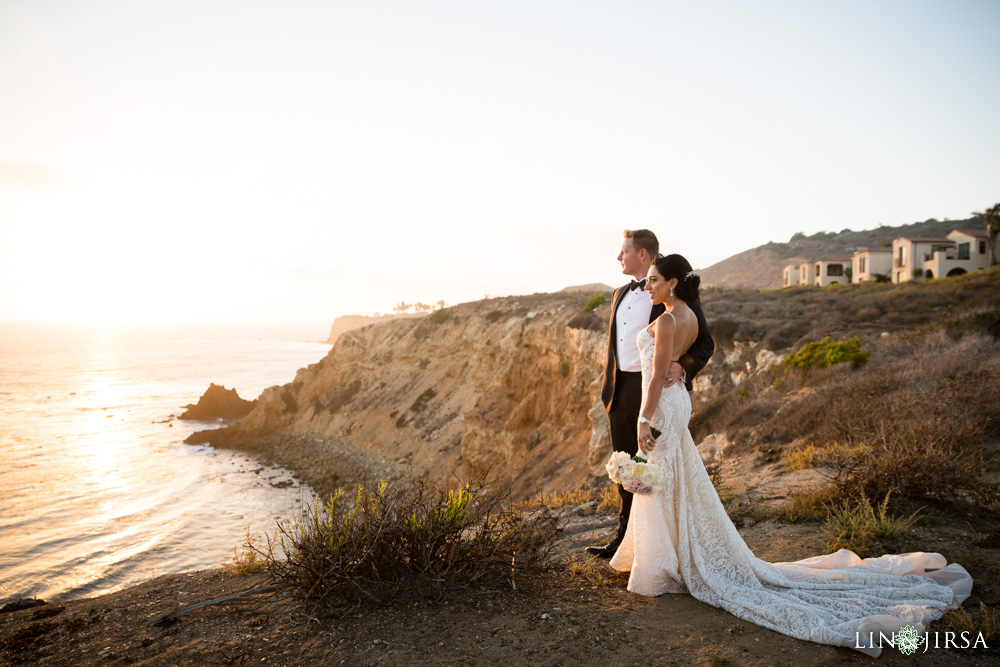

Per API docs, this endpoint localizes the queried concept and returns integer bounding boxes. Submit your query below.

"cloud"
[0,162,72,191]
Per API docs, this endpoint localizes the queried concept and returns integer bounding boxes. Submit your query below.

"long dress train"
[609,328,972,657]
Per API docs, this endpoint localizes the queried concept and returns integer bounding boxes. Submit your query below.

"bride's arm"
[638,313,675,453]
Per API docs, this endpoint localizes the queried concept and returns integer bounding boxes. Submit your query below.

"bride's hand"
[638,423,655,454]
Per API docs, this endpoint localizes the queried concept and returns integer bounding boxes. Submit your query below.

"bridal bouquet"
[605,451,665,495]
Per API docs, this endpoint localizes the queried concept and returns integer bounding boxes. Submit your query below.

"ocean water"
[0,324,328,604]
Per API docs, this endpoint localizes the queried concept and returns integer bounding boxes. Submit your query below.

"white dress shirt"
[615,283,653,372]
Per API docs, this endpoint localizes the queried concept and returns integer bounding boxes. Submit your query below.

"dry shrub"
[940,602,1000,644]
[264,478,559,614]
[779,444,824,472]
[780,485,840,523]
[761,332,1000,503]
[228,526,269,576]
[823,491,922,558]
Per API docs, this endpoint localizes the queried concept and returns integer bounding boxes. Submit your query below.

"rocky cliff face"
[199,293,619,499]
[193,289,798,500]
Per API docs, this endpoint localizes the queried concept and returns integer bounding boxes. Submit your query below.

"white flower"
[685,270,699,280]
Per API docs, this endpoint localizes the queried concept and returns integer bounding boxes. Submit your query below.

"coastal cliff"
[192,292,621,499]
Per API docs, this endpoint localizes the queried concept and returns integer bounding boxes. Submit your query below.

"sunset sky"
[2,0,998,336]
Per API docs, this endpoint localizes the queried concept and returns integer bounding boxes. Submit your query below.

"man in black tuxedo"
[586,229,715,558]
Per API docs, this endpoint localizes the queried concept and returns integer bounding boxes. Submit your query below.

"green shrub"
[427,309,450,324]
[785,336,867,371]
[582,294,607,313]
[262,478,558,613]
[559,360,570,377]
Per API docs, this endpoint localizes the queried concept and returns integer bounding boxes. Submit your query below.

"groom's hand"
[663,361,683,388]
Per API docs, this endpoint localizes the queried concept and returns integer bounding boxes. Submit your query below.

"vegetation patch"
[582,294,607,313]
[785,336,867,372]
[779,444,824,472]
[822,491,922,558]
[260,479,559,614]
[939,602,1000,644]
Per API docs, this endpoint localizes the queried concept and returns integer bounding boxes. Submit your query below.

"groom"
[586,229,715,558]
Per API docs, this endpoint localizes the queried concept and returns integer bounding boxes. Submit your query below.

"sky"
[2,0,998,337]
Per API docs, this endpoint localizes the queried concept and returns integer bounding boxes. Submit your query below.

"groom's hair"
[624,229,659,258]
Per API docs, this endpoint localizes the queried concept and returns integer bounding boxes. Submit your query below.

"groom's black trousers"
[608,370,643,541]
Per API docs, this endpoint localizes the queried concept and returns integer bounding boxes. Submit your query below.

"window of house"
[981,241,987,254]
[958,243,970,260]
[860,257,866,274]
[827,264,843,276]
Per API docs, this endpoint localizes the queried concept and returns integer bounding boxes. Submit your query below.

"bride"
[608,253,972,657]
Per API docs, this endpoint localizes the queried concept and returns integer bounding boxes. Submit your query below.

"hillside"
[189,268,1000,505]
[699,217,986,289]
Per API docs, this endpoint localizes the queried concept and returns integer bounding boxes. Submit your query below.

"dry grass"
[939,602,1000,644]
[779,444,824,472]
[526,483,619,515]
[261,477,560,614]
[779,485,840,523]
[822,490,922,558]
[227,526,269,576]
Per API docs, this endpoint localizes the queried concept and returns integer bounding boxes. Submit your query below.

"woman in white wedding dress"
[608,254,972,657]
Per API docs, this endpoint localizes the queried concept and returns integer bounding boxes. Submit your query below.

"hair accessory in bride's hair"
[685,270,699,280]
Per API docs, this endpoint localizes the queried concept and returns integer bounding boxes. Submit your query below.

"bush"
[823,491,922,558]
[427,310,450,324]
[228,527,269,576]
[780,486,840,523]
[262,478,559,613]
[582,294,607,313]
[940,602,1000,644]
[779,444,823,472]
[785,336,868,372]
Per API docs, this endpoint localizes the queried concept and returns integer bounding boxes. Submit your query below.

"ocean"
[0,324,329,604]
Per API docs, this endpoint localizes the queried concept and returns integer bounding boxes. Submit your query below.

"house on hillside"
[891,236,951,283]
[851,248,892,283]
[922,229,991,279]
[797,261,817,286]
[782,264,799,287]
[812,257,852,287]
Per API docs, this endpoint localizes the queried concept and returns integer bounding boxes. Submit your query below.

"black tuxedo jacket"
[601,283,715,411]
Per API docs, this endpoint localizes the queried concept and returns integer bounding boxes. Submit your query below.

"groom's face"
[618,238,644,277]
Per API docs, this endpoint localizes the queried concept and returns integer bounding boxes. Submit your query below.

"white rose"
[620,459,638,480]
[638,469,657,487]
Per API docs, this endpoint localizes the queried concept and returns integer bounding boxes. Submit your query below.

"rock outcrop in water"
[179,384,256,421]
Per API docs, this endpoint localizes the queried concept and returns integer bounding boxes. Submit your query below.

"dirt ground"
[2,510,998,666]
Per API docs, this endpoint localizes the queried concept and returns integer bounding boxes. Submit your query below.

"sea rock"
[1,598,47,613]
[178,384,256,421]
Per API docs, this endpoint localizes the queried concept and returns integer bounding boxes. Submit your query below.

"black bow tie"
[630,279,646,291]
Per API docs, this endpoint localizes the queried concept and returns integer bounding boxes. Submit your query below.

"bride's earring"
[669,287,674,297]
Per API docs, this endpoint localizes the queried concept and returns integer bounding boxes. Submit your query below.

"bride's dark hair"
[652,254,700,303]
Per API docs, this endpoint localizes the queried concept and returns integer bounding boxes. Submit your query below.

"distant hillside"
[561,283,613,294]
[699,217,986,289]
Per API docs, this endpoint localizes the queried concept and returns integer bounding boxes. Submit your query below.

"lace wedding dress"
[609,327,972,657]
